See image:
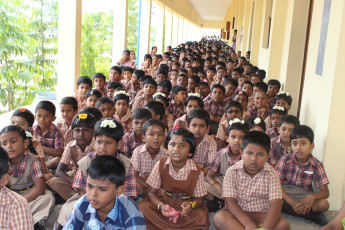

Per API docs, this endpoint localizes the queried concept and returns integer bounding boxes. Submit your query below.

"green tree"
[127,0,139,53]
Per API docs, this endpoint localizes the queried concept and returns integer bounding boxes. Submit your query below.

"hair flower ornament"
[19,108,26,112]
[78,114,88,119]
[25,131,32,138]
[114,90,129,97]
[254,118,261,124]
[272,106,285,111]
[153,92,166,98]
[188,93,200,97]
[90,90,94,95]
[229,118,244,126]
[100,119,117,128]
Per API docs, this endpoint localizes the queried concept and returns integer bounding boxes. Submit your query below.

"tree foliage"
[127,0,139,53]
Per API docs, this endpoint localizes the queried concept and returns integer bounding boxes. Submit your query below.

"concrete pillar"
[178,16,184,45]
[138,0,152,67]
[164,8,172,48]
[250,0,264,66]
[155,1,165,54]
[56,0,82,101]
[172,12,179,47]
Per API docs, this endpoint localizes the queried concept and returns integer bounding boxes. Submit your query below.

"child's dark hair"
[113,91,130,104]
[143,78,157,88]
[96,97,114,108]
[211,84,225,95]
[233,67,244,75]
[139,75,152,83]
[144,101,165,120]
[123,66,134,74]
[241,80,254,89]
[0,147,9,177]
[71,113,97,130]
[132,108,152,120]
[187,108,210,126]
[110,66,122,75]
[254,82,268,92]
[271,106,288,116]
[207,66,216,73]
[242,131,271,153]
[171,85,187,99]
[165,128,196,158]
[79,107,103,121]
[224,76,238,87]
[157,69,168,79]
[226,120,249,135]
[35,100,56,117]
[279,115,300,128]
[197,81,209,88]
[60,97,78,111]
[232,91,249,102]
[107,82,123,89]
[12,108,35,127]
[275,93,293,105]
[158,79,172,93]
[256,69,266,80]
[94,118,124,142]
[144,54,152,61]
[142,119,165,135]
[290,125,314,143]
[85,89,102,99]
[225,100,243,113]
[246,117,266,132]
[86,155,125,187]
[92,73,106,81]
[189,75,201,85]
[134,69,145,79]
[77,76,92,88]
[0,125,28,147]
[153,94,169,108]
[185,95,204,108]
[267,79,281,90]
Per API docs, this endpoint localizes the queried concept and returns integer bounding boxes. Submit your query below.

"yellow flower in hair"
[78,114,88,119]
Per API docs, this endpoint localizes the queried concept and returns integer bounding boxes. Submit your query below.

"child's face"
[227,129,245,154]
[11,116,29,130]
[109,70,120,82]
[238,77,246,87]
[145,107,160,120]
[275,99,291,110]
[242,143,268,176]
[268,85,279,98]
[94,78,106,90]
[73,126,94,149]
[207,70,215,78]
[251,76,261,85]
[142,124,165,151]
[216,69,226,79]
[250,125,265,132]
[107,88,115,99]
[226,106,242,121]
[35,109,55,130]
[187,79,197,92]
[131,74,139,83]
[77,83,92,98]
[234,94,248,109]
[115,100,128,117]
[279,123,295,144]
[95,135,118,156]
[86,176,118,213]
[174,91,187,104]
[188,118,208,140]
[211,88,224,102]
[132,118,148,136]
[156,74,166,83]
[86,95,98,108]
[254,91,268,108]
[143,84,156,96]
[172,64,179,70]
[291,137,314,162]
[231,71,241,80]
[0,131,29,163]
[60,104,77,123]
[225,84,237,97]
[242,84,253,96]
[167,134,191,164]
[169,72,178,82]
[123,71,132,81]
[199,85,210,97]
[185,100,200,115]
[198,72,206,80]
[271,114,283,129]
[144,59,152,67]
[177,76,187,88]
[98,103,115,118]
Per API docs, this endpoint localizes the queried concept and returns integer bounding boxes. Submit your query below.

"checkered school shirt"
[216,114,228,141]
[72,152,138,197]
[173,114,188,130]
[9,150,45,181]
[209,146,241,174]
[130,144,167,180]
[168,100,185,120]
[120,131,143,157]
[114,109,132,134]
[63,129,74,147]
[0,186,34,230]
[203,97,226,118]
[94,87,107,97]
[73,92,87,112]
[55,117,70,138]
[266,127,279,140]
[268,136,292,165]
[248,105,271,120]
[64,194,146,230]
[60,140,94,166]
[146,158,207,197]
[32,123,64,149]
[131,95,151,112]
[166,112,174,132]
[275,153,329,192]
[222,160,282,212]
[193,134,217,167]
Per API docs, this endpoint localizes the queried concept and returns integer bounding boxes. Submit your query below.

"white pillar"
[138,0,152,67]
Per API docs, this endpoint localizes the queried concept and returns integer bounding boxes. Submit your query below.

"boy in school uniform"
[168,85,188,120]
[95,97,115,119]
[73,76,92,112]
[265,105,288,140]
[267,79,281,108]
[113,91,132,133]
[248,90,271,120]
[265,91,293,130]
[0,148,34,229]
[132,78,157,111]
[276,125,330,226]
[213,131,290,230]
[121,108,152,158]
[92,73,107,97]
[64,155,146,229]
[33,100,64,169]
[106,81,123,100]
[108,65,123,85]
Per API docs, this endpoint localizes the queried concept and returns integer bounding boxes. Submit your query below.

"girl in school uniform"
[138,128,209,230]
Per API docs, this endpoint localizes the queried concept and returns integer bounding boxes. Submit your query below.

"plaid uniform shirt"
[193,134,217,167]
[32,123,64,149]
[276,153,329,192]
[168,100,185,120]
[55,117,73,147]
[126,81,140,99]
[114,109,132,133]
[173,114,188,130]
[63,129,74,147]
[146,158,207,197]
[0,186,34,229]
[72,152,137,197]
[121,131,142,157]
[216,114,228,141]
[9,150,45,181]
[60,140,94,166]
[64,194,146,230]
[266,127,279,140]
[166,112,174,132]
[204,97,226,118]
[268,136,292,165]
[73,92,87,112]
[131,95,151,112]
[94,87,107,97]
[130,144,167,180]
[248,105,271,120]
[209,146,241,174]
[222,160,282,212]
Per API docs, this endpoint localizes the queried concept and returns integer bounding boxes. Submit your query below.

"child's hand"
[293,202,305,215]
[195,87,200,94]
[160,204,173,218]
[181,201,192,216]
[300,194,315,214]
[244,221,257,230]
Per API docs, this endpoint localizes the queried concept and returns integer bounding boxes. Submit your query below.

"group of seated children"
[0,39,341,230]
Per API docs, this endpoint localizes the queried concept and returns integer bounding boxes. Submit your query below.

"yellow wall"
[202,20,224,29]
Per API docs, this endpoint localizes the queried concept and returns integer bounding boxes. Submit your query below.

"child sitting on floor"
[113,90,132,133]
[248,90,271,120]
[74,76,92,111]
[265,91,293,130]
[96,97,115,119]
[266,105,288,140]
[168,85,188,120]
[276,125,329,226]
[93,73,107,97]
[267,79,281,108]
[138,128,210,230]
[64,155,146,229]
[85,89,102,108]
[213,131,290,230]
[106,81,123,99]
[153,92,173,131]
[132,78,157,111]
